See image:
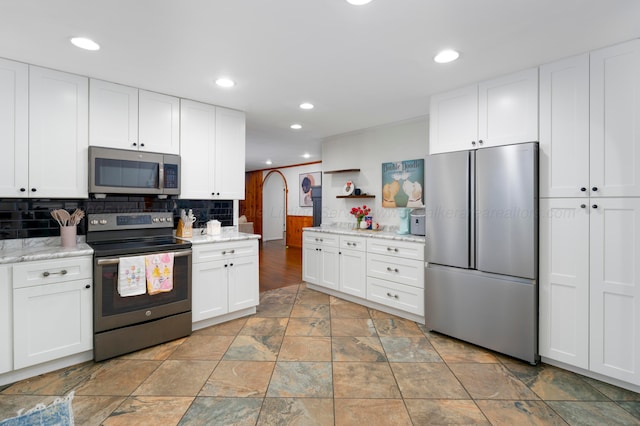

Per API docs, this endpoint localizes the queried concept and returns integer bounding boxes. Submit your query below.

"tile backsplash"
[0,197,234,240]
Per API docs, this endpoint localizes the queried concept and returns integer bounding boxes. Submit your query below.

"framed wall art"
[299,171,321,207]
[381,159,424,208]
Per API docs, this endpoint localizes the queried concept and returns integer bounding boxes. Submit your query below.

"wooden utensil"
[57,210,71,226]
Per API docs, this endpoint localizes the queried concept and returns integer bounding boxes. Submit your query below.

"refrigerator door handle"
[469,151,476,270]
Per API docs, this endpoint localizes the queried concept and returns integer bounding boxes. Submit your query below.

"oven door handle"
[96,250,192,266]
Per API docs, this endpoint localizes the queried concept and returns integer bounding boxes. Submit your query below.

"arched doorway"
[262,170,287,243]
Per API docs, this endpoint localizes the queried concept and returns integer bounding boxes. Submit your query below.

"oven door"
[94,249,192,333]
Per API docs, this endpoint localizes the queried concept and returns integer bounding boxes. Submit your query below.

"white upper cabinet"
[0,58,28,198]
[89,79,180,154]
[180,103,246,200]
[180,99,216,199]
[540,39,640,198]
[29,66,88,198]
[590,39,640,197]
[429,84,478,154]
[138,89,180,155]
[89,79,138,150]
[214,107,246,199]
[478,68,539,148]
[539,54,590,198]
[429,68,538,154]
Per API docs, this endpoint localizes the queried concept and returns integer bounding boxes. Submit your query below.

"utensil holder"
[61,226,77,248]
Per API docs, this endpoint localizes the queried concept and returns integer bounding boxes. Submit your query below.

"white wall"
[321,116,429,230]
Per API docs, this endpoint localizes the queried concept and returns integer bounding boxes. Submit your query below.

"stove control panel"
[87,212,174,232]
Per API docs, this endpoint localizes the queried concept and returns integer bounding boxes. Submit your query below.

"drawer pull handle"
[386,267,399,273]
[386,247,399,252]
[221,249,236,255]
[386,292,399,299]
[43,270,67,277]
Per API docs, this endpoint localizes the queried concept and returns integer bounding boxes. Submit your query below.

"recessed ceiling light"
[70,37,100,51]
[215,78,235,88]
[299,102,314,110]
[265,160,273,165]
[290,124,302,130]
[302,153,311,159]
[346,0,372,5]
[434,49,460,64]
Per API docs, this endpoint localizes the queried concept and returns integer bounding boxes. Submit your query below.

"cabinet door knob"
[592,186,598,192]
[140,143,145,147]
[580,204,586,208]
[132,142,137,147]
[230,263,233,267]
[471,141,476,146]
[31,188,36,192]
[592,204,598,209]
[478,139,484,145]
[20,188,26,192]
[85,284,91,289]
[580,187,587,192]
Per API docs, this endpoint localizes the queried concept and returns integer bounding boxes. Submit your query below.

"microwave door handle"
[159,163,165,190]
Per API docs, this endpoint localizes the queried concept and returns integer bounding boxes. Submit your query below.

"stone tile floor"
[1,283,640,425]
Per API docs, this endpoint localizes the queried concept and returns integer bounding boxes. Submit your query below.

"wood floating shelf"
[336,195,375,199]
[324,169,360,174]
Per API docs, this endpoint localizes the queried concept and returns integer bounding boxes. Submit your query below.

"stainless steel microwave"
[89,146,180,196]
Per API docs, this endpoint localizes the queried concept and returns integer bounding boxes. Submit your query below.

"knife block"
[176,218,192,238]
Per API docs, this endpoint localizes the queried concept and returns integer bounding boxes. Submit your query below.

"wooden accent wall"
[286,215,313,248]
[240,171,263,238]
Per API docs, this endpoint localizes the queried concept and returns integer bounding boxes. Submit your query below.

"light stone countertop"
[176,227,261,245]
[303,226,426,244]
[0,237,93,264]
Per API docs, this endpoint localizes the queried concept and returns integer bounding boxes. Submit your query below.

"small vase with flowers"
[350,205,371,230]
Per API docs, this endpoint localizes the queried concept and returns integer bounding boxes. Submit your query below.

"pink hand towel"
[145,252,174,295]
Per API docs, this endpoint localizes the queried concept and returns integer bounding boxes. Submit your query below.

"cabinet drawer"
[13,256,92,288]
[367,277,424,316]
[193,240,257,263]
[367,239,424,261]
[303,232,339,247]
[340,235,366,251]
[367,253,424,288]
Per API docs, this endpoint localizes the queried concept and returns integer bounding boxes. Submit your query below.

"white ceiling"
[1,1,639,171]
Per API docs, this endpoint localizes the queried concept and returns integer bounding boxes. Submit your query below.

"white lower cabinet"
[1,266,12,374]
[12,257,93,370]
[303,230,425,321]
[366,240,424,317]
[540,197,640,386]
[192,259,228,321]
[338,235,367,298]
[192,240,259,323]
[302,232,340,290]
[539,198,590,369]
[589,198,640,385]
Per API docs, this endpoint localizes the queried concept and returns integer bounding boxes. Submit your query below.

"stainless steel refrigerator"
[425,142,539,364]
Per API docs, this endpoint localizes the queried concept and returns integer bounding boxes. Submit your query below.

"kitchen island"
[302,226,426,324]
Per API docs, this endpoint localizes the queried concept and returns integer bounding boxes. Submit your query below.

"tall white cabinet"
[539,39,640,387]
